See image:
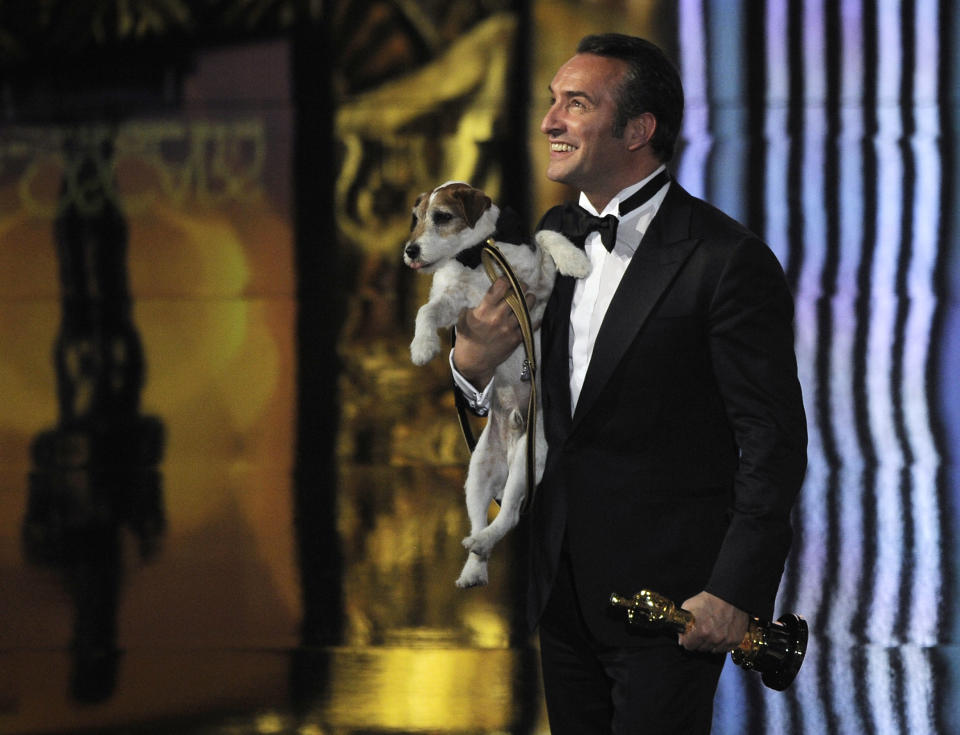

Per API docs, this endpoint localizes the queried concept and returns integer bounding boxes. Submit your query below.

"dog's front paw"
[410,332,440,365]
[456,552,489,588]
[567,250,592,278]
[537,230,593,278]
[464,529,498,559]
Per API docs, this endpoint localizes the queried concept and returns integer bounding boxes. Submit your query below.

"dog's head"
[403,182,498,272]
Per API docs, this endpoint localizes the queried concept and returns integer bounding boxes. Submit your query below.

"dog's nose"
[405,243,421,260]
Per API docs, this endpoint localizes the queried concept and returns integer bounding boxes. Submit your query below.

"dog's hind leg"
[455,426,505,587]
[463,419,528,559]
[456,552,488,588]
[460,427,506,546]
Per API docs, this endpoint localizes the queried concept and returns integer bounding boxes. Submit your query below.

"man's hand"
[452,277,535,388]
[678,591,749,654]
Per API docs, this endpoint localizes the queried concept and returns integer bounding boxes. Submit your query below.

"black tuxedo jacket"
[527,182,807,647]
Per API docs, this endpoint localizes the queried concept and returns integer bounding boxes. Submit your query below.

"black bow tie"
[561,169,671,252]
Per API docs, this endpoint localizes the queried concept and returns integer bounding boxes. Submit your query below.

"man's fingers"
[485,276,538,305]
[676,592,749,653]
[679,630,730,653]
[484,276,511,303]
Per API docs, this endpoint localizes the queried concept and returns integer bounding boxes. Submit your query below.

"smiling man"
[452,34,807,734]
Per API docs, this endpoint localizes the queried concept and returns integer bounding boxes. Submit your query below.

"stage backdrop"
[0,39,302,732]
[673,2,960,733]
[1,1,958,734]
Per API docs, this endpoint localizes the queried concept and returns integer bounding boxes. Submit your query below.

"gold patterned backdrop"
[336,11,522,647]
[0,1,668,732]
[0,40,301,732]
[328,3,668,730]
[333,0,670,648]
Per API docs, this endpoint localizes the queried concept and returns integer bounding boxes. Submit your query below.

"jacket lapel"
[542,270,576,433]
[571,186,700,430]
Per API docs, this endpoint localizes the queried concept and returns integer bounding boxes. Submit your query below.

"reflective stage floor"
[1,646,550,734]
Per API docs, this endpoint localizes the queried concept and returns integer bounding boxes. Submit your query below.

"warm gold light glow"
[321,647,518,731]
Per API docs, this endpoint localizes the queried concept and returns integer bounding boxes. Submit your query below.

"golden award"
[609,589,807,691]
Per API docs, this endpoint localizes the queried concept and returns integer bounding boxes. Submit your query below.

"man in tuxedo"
[451,33,806,733]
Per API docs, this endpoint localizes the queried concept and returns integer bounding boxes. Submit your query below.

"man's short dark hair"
[576,34,684,162]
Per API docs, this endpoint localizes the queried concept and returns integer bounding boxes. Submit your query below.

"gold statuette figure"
[609,589,807,691]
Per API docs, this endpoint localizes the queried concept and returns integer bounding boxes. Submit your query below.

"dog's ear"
[450,187,492,229]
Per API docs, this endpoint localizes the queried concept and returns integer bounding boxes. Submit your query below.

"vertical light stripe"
[828,645,863,735]
[900,3,941,729]
[677,0,710,199]
[764,1,790,269]
[903,0,942,648]
[765,0,792,652]
[793,639,826,735]
[829,0,872,716]
[864,0,905,644]
[712,667,746,734]
[792,0,829,641]
[760,683,790,735]
[792,8,829,733]
[691,2,949,731]
[903,646,936,734]
[827,0,866,652]
[706,1,747,220]
[866,647,898,735]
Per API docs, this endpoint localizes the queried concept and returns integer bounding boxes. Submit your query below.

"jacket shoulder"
[679,188,757,243]
[672,187,783,268]
[535,204,567,233]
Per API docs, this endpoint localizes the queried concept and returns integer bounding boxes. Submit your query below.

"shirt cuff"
[449,348,492,416]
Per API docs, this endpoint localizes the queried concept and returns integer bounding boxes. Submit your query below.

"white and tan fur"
[404,181,591,587]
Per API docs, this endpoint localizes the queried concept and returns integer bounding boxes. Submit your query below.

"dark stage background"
[0,1,957,734]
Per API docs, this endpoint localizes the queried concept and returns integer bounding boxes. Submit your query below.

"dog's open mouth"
[407,259,428,270]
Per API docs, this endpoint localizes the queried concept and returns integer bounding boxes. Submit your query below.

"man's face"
[540,53,633,205]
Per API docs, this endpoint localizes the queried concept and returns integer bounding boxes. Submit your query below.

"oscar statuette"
[609,589,807,691]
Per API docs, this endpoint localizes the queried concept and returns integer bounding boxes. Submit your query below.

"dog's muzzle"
[404,242,428,270]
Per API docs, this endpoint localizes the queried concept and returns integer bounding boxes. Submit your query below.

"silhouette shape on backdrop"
[22,132,166,703]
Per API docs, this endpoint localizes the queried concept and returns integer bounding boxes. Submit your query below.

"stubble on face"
[541,54,632,207]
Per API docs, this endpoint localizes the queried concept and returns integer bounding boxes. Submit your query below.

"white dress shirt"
[568,166,669,411]
[451,166,670,415]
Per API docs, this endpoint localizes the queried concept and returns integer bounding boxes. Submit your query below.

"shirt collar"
[577,164,669,217]
[577,165,670,254]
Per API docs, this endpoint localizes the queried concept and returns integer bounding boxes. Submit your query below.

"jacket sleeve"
[703,237,807,621]
[449,345,492,417]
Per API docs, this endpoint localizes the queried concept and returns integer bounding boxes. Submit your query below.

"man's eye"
[432,211,454,225]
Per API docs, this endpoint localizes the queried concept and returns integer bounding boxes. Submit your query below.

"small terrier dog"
[404,181,591,587]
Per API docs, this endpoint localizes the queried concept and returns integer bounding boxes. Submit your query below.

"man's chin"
[544,164,571,185]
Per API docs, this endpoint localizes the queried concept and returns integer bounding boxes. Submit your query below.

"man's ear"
[626,112,657,151]
[452,187,492,228]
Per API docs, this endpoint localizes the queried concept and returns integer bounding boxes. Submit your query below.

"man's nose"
[540,106,560,135]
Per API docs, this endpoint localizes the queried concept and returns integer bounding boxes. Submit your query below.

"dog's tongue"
[408,261,424,270]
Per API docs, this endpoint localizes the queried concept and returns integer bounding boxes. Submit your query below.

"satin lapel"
[571,187,700,430]
[543,273,576,430]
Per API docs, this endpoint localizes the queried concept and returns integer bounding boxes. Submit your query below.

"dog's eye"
[410,212,418,231]
[432,211,454,225]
